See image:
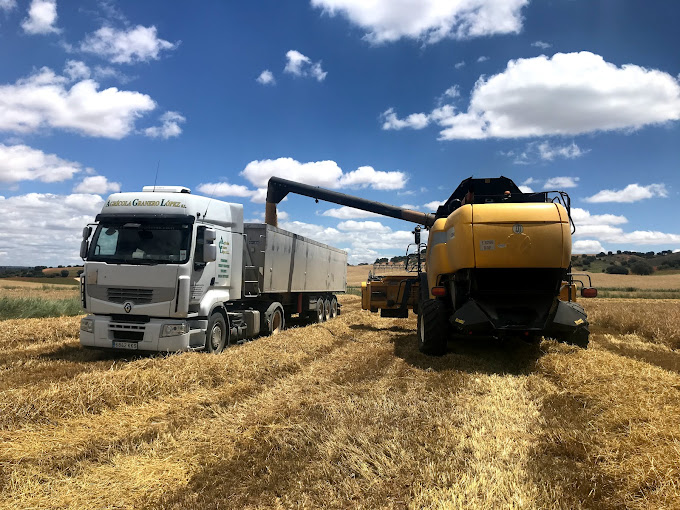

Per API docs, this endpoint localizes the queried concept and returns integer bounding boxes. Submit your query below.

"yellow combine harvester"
[265,176,596,355]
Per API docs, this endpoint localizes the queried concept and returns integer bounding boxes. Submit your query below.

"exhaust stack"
[265,177,435,228]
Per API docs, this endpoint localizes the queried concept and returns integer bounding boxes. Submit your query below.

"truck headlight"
[80,318,94,333]
[161,323,188,337]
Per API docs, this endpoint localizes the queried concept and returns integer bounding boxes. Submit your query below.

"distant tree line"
[0,266,81,278]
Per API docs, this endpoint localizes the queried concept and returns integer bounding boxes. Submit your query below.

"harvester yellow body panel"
[471,203,570,270]
[425,203,570,299]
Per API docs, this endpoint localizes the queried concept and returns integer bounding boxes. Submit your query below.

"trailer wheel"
[264,303,285,335]
[206,312,228,354]
[324,298,331,321]
[310,298,325,323]
[417,299,449,356]
[329,296,338,319]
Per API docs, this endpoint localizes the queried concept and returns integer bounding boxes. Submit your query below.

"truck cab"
[79,186,244,352]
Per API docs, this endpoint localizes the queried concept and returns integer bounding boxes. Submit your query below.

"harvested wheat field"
[1,295,680,509]
[0,280,78,300]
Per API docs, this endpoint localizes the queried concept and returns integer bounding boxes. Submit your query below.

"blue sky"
[0,0,679,265]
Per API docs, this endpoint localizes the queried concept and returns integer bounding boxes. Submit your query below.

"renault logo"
[512,224,524,234]
[124,301,133,313]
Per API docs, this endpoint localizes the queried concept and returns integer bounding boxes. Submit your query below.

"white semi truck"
[79,185,347,353]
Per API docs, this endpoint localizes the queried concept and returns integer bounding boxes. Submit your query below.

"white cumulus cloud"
[381,108,430,130]
[423,200,444,211]
[544,176,579,189]
[503,140,588,164]
[0,192,104,265]
[241,157,407,192]
[143,111,185,139]
[531,40,551,49]
[284,50,327,81]
[572,240,605,254]
[0,66,156,139]
[322,206,380,219]
[383,52,680,140]
[256,70,276,85]
[63,60,91,81]
[73,175,120,194]
[0,0,17,11]
[279,218,414,264]
[0,143,83,183]
[311,0,528,44]
[584,183,668,203]
[571,206,680,247]
[196,182,256,199]
[22,0,59,35]
[80,25,179,64]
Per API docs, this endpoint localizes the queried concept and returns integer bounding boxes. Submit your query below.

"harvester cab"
[264,176,597,355]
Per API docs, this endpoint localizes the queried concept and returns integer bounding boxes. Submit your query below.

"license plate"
[113,341,138,350]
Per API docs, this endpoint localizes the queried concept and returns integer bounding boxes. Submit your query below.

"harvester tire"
[417,299,449,356]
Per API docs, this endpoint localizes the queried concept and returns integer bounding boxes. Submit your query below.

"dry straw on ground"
[0,295,679,509]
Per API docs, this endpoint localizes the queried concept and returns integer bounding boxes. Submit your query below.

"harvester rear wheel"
[417,299,449,356]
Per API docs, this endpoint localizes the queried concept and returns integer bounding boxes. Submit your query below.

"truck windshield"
[88,222,192,264]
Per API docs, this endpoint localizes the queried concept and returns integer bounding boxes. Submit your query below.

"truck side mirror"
[204,228,216,243]
[203,244,217,262]
[80,240,89,260]
[202,228,217,262]
[82,226,92,239]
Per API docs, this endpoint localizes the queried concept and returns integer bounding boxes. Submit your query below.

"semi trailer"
[78,185,346,353]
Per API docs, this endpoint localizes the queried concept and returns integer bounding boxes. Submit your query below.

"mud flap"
[449,300,493,334]
[546,300,590,343]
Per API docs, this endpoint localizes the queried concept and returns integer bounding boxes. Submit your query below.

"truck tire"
[324,298,331,321]
[329,296,338,319]
[310,298,325,323]
[206,312,228,354]
[263,302,285,335]
[417,299,449,356]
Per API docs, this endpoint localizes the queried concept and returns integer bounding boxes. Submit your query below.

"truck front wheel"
[417,299,449,356]
[206,312,228,354]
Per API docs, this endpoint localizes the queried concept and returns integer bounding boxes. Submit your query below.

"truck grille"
[107,287,154,304]
[109,322,145,341]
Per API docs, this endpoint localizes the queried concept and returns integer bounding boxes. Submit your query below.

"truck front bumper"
[79,315,207,352]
